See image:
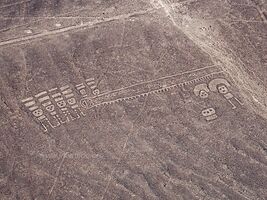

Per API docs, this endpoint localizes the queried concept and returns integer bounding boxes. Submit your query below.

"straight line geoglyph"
[87,71,224,109]
[89,64,220,100]
[0,8,157,47]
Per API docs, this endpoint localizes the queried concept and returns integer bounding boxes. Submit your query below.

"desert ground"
[0,0,267,199]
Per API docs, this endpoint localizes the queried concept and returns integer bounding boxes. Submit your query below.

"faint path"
[100,96,149,200]
[1,0,265,47]
[0,8,157,48]
[48,152,69,200]
[0,0,31,9]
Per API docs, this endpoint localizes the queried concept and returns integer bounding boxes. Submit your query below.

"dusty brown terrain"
[0,0,267,199]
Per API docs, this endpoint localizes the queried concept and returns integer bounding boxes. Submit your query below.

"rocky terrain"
[0,0,267,199]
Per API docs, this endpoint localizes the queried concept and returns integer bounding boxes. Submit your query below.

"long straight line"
[86,70,224,108]
[0,0,31,9]
[89,64,220,100]
[0,8,157,47]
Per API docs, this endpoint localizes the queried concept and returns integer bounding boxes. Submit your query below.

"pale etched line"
[223,19,266,23]
[24,101,35,107]
[0,0,156,33]
[225,2,253,7]
[76,85,85,90]
[195,17,267,24]
[76,83,84,87]
[0,8,157,47]
[76,83,85,90]
[42,101,52,107]
[51,93,61,98]
[90,85,97,90]
[100,96,148,200]
[171,0,264,26]
[38,115,46,120]
[60,85,70,91]
[88,71,224,109]
[21,97,33,102]
[86,82,95,86]
[89,64,220,100]
[49,88,58,92]
[170,0,199,7]
[54,97,63,102]
[38,96,50,102]
[229,142,267,169]
[118,20,126,47]
[29,106,38,111]
[35,91,47,98]
[0,21,33,33]
[71,105,79,109]
[48,152,68,199]
[172,0,253,9]
[0,0,31,9]
[65,93,74,98]
[85,78,95,82]
[80,71,219,109]
[1,2,117,34]
[0,16,114,19]
[0,4,99,33]
[62,89,72,95]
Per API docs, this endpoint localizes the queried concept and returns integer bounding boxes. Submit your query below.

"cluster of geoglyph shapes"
[21,72,235,132]
[79,71,221,109]
[21,78,99,132]
[194,78,244,121]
